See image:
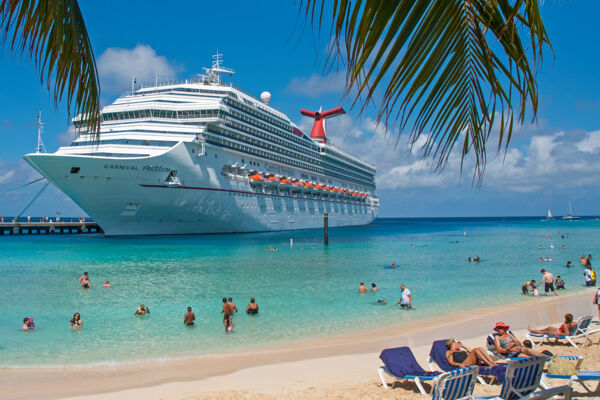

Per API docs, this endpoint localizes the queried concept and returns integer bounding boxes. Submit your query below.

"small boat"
[542,208,553,221]
[279,177,292,188]
[265,175,280,187]
[302,182,314,192]
[249,172,264,185]
[291,180,303,192]
[562,201,580,221]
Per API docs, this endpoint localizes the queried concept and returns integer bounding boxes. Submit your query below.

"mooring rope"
[0,177,46,195]
[17,181,50,218]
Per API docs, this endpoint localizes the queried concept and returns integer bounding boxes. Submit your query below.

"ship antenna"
[35,110,46,153]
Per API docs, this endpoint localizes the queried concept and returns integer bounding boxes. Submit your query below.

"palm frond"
[302,0,551,180]
[0,0,100,137]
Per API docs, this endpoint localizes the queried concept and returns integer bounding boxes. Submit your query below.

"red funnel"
[300,107,345,143]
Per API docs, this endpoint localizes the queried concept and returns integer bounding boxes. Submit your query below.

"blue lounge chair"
[474,357,572,400]
[486,333,582,367]
[431,366,479,400]
[542,370,600,395]
[526,315,600,348]
[378,346,442,394]
[427,339,507,385]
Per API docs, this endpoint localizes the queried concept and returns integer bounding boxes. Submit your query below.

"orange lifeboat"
[303,182,314,192]
[249,173,264,186]
[292,180,303,192]
[314,183,323,191]
[266,175,280,187]
[279,177,292,188]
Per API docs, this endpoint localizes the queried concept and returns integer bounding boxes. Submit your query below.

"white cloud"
[297,112,600,194]
[57,125,77,146]
[97,44,180,93]
[286,72,346,97]
[575,130,600,153]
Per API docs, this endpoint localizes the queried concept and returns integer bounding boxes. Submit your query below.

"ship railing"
[323,141,376,170]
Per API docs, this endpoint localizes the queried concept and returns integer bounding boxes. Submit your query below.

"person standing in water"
[537,269,558,296]
[184,307,195,326]
[221,297,234,332]
[359,282,369,294]
[397,284,412,308]
[246,298,259,315]
[134,304,150,315]
[78,272,91,288]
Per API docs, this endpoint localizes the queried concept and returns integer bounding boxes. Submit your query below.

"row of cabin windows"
[223,97,289,131]
[225,122,320,166]
[207,135,322,174]
[73,109,222,127]
[215,126,322,170]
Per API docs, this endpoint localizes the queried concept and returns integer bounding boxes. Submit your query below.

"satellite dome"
[260,91,271,105]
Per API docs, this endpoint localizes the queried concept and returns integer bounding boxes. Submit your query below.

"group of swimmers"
[359,282,412,308]
[467,257,482,262]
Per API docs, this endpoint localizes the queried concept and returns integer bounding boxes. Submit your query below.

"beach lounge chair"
[474,357,572,400]
[542,370,600,395]
[526,315,599,348]
[378,346,442,394]
[486,333,582,366]
[431,366,479,400]
[427,339,506,385]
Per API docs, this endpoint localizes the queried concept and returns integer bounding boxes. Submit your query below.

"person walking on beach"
[184,307,195,326]
[222,297,234,332]
[359,282,369,294]
[397,284,412,308]
[78,272,91,288]
[537,269,558,296]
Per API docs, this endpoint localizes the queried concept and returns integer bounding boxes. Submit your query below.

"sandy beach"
[1,289,598,400]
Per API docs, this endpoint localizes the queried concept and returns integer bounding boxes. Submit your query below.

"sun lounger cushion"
[430,339,506,383]
[380,347,441,378]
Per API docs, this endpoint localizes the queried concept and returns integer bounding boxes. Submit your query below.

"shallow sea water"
[0,217,598,367]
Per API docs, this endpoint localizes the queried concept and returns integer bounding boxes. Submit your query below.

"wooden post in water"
[323,212,328,245]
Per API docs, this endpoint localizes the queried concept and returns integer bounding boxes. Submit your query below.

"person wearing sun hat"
[492,322,545,358]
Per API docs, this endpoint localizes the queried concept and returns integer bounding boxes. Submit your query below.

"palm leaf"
[0,0,100,137]
[302,0,551,180]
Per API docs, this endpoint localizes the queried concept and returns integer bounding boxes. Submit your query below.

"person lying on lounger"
[445,338,498,368]
[527,313,576,341]
[493,322,546,358]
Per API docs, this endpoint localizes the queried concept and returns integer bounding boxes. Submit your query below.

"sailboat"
[542,208,554,221]
[562,200,580,221]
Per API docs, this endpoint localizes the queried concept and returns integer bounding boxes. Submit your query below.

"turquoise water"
[1,217,598,367]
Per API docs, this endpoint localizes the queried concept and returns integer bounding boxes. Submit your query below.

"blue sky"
[0,1,598,218]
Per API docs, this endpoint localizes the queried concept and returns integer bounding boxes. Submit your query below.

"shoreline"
[1,288,596,400]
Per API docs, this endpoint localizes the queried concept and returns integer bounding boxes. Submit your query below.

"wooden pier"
[0,221,103,235]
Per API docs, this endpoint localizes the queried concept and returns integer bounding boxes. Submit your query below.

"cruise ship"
[24,54,378,235]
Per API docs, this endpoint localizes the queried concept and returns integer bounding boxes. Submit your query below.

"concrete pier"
[0,221,103,235]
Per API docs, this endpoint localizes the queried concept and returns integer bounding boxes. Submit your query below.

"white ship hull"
[25,142,378,236]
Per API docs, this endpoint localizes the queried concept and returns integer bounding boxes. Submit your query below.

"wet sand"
[1,289,597,400]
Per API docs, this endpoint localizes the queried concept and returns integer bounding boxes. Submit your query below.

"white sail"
[547,208,553,218]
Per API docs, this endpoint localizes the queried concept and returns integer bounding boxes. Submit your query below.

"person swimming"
[22,317,34,330]
[70,313,82,328]
[246,298,259,315]
[359,282,369,294]
[371,283,378,292]
[103,280,111,287]
[184,306,195,326]
[135,304,150,315]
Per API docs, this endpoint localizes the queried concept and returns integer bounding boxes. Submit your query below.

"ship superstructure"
[24,54,378,235]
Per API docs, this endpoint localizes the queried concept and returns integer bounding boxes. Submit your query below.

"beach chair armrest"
[529,384,573,400]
